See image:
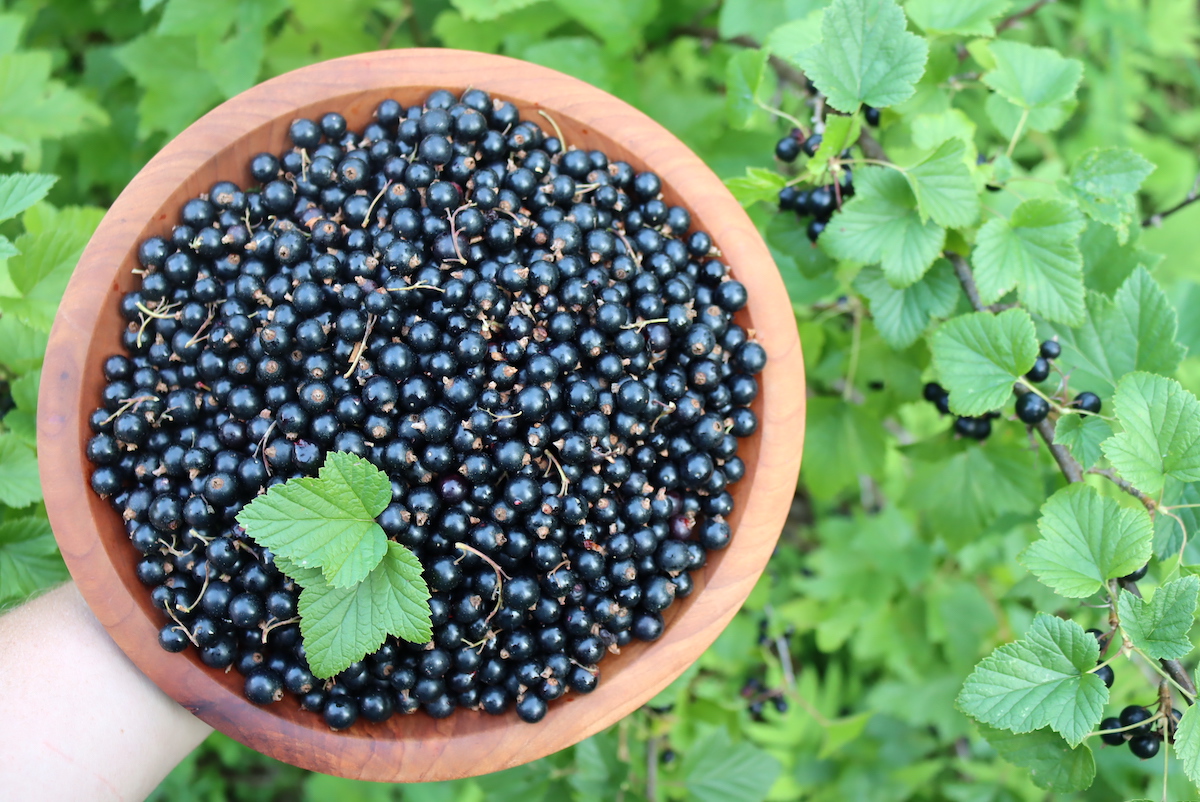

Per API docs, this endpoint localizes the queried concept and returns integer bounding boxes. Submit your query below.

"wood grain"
[37,48,806,782]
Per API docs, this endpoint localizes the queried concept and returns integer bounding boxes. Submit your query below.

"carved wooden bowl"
[38,48,805,782]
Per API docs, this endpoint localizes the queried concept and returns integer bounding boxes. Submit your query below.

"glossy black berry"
[1098,716,1126,746]
[775,135,801,162]
[1025,356,1051,383]
[1039,340,1061,360]
[1119,705,1153,736]
[245,669,284,704]
[1015,393,1050,425]
[1094,663,1114,688]
[1129,734,1160,759]
[1073,392,1102,415]
[1121,563,1149,582]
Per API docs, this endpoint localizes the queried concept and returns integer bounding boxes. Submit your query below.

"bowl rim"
[37,47,806,782]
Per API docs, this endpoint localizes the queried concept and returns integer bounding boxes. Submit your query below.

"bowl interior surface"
[38,49,805,781]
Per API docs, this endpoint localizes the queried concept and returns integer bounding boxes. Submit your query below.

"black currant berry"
[1073,392,1102,415]
[1098,716,1125,746]
[1015,393,1050,425]
[1119,705,1154,736]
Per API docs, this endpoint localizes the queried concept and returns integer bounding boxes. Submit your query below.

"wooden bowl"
[37,49,805,782]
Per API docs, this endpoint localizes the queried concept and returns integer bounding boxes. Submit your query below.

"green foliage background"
[2,0,1200,799]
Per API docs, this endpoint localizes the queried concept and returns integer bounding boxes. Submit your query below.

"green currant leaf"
[298,542,433,679]
[0,314,46,373]
[1175,693,1200,789]
[681,725,782,802]
[906,0,1011,36]
[801,397,888,501]
[725,167,788,207]
[1052,415,1112,471]
[982,40,1083,113]
[1117,576,1199,660]
[821,165,945,287]
[1079,220,1161,295]
[1065,147,1155,244]
[1155,480,1200,562]
[911,109,977,161]
[551,0,659,56]
[725,48,775,129]
[796,0,928,113]
[0,206,104,332]
[977,724,1095,793]
[904,442,1041,548]
[956,613,1106,747]
[0,433,40,508]
[854,259,959,349]
[764,12,825,67]
[1102,372,1200,496]
[930,308,1039,416]
[1045,267,1185,398]
[450,0,548,22]
[904,138,979,228]
[1020,484,1153,599]
[985,92,1075,137]
[807,113,861,176]
[0,173,54,223]
[237,451,392,588]
[972,198,1087,326]
[0,515,67,608]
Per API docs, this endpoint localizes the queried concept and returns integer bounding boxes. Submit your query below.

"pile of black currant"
[85,88,765,729]
[923,339,1103,440]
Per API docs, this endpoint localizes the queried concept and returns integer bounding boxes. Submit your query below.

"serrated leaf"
[551,0,658,56]
[1053,415,1113,471]
[1155,480,1200,562]
[819,712,872,758]
[298,542,433,678]
[1176,699,1200,789]
[911,109,977,159]
[855,259,959,348]
[982,40,1083,111]
[0,51,107,167]
[905,442,1042,547]
[906,0,1010,36]
[1066,148,1155,244]
[1046,267,1185,397]
[0,314,46,373]
[978,724,1095,793]
[450,0,547,20]
[0,173,54,223]
[725,167,788,207]
[801,397,888,500]
[1102,372,1200,496]
[1117,576,1199,660]
[930,308,1038,416]
[0,433,40,507]
[796,0,928,113]
[725,48,774,128]
[0,516,67,608]
[905,138,979,228]
[764,12,825,65]
[820,165,944,287]
[0,205,103,332]
[985,92,1075,137]
[973,198,1086,325]
[957,613,1106,746]
[1021,484,1153,598]
[681,725,782,802]
[237,451,392,588]
[808,113,861,176]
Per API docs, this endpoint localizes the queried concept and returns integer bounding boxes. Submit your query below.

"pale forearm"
[0,582,212,801]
